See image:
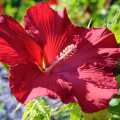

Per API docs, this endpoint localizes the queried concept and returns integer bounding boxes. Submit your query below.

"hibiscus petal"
[23,2,73,67]
[47,0,59,6]
[0,38,23,66]
[68,27,119,48]
[9,62,72,105]
[0,14,42,66]
[57,64,118,113]
[52,27,120,73]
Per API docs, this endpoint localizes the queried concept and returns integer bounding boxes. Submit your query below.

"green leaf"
[23,99,52,120]
[34,114,44,120]
[55,102,78,114]
[107,105,120,118]
[37,104,50,120]
[83,109,113,120]
[102,23,107,28]
[107,10,120,30]
[110,118,120,120]
[70,105,82,120]
[40,97,47,106]
[28,114,44,120]
[116,75,120,88]
[1,62,10,74]
[9,103,21,115]
[22,101,36,120]
[97,109,113,119]
[27,113,36,120]
[102,19,107,28]
[115,34,120,43]
[36,97,47,106]
[87,18,92,28]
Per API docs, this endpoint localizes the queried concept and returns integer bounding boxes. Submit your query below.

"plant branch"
[51,103,64,112]
[45,100,62,108]
[112,94,120,99]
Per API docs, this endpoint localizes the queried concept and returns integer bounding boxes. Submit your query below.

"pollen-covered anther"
[69,54,74,57]
[63,49,66,53]
[45,44,77,74]
[71,52,75,55]
[73,49,77,52]
[67,45,71,49]
[71,44,74,47]
[61,44,77,58]
[60,52,64,57]
[66,56,69,59]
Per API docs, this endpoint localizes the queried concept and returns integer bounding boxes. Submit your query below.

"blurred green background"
[0,0,120,34]
[0,0,120,120]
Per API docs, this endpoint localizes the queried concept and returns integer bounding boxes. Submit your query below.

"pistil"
[45,44,77,74]
[45,36,82,74]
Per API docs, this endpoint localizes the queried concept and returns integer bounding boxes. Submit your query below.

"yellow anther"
[74,49,77,52]
[71,52,75,55]
[69,55,73,57]
[63,50,66,53]
[67,45,71,49]
[36,62,44,72]
[65,47,68,51]
[42,57,45,69]
[71,44,74,47]
[60,52,64,57]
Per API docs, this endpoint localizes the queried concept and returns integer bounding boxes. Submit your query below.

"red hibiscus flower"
[0,2,120,113]
[47,0,59,6]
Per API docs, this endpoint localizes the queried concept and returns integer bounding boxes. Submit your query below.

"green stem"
[51,103,64,112]
[45,100,62,108]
